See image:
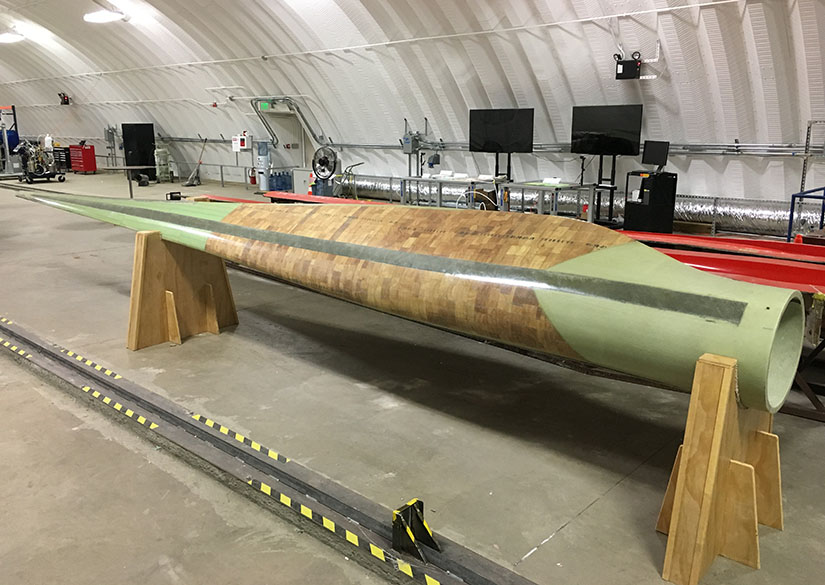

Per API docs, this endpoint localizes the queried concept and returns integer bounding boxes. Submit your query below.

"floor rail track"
[0,317,537,585]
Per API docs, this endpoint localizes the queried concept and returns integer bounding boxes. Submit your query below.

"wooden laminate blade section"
[205,205,630,359]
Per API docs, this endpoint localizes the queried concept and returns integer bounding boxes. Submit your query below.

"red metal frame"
[201,195,263,204]
[623,230,825,264]
[194,202,823,294]
[202,192,390,205]
[658,249,825,293]
[264,191,389,205]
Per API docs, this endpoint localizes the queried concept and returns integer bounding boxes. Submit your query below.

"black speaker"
[624,171,677,233]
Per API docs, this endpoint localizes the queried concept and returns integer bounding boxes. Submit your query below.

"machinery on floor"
[310,145,338,197]
[309,146,364,198]
[15,139,65,184]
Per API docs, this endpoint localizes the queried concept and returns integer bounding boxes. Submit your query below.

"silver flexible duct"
[344,177,816,236]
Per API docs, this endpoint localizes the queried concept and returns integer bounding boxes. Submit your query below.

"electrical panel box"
[402,132,420,154]
[292,168,313,194]
[232,133,251,152]
[616,59,641,80]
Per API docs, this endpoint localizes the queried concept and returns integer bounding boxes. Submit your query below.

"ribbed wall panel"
[0,0,823,199]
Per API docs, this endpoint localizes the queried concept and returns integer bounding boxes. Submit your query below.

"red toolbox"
[69,144,97,173]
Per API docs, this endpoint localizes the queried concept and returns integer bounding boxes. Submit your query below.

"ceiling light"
[0,31,25,43]
[83,9,126,23]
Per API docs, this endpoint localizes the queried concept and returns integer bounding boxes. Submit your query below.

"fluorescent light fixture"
[12,21,58,46]
[0,31,25,43]
[83,9,126,23]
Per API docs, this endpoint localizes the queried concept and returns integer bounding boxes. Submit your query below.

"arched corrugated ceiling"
[0,0,823,199]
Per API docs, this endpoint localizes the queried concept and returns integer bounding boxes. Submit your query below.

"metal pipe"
[246,96,329,148]
[23,132,825,158]
[251,99,279,148]
[334,141,825,157]
[158,135,232,144]
[334,143,401,150]
[0,1,743,90]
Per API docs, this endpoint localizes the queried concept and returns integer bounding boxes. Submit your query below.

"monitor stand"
[595,154,619,225]
[494,152,512,182]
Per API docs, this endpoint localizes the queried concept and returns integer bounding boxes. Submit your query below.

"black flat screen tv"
[570,105,643,156]
[469,108,534,153]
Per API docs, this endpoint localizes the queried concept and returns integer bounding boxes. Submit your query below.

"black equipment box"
[624,171,678,233]
[53,147,71,172]
[615,59,641,80]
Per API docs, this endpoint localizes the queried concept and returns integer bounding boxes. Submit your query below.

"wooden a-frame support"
[657,354,783,585]
[127,231,238,350]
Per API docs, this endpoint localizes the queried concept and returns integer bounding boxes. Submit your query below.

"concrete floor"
[1,175,824,584]
[0,362,379,585]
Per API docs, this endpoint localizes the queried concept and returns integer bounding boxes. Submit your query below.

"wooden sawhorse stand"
[127,231,238,350]
[657,354,783,585]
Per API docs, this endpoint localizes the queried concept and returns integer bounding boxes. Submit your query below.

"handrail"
[787,186,825,241]
[793,186,825,197]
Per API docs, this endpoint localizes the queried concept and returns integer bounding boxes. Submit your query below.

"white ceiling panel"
[0,0,822,199]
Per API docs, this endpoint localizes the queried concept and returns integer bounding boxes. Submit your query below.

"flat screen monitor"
[642,140,670,166]
[570,105,643,156]
[469,108,534,153]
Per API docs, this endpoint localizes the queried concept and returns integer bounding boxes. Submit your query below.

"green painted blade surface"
[18,193,239,251]
[18,191,805,412]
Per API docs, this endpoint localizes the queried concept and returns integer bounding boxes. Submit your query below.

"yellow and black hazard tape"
[2,319,455,584]
[247,478,444,585]
[0,317,32,359]
[0,335,33,360]
[0,319,159,432]
[393,497,436,543]
[79,383,160,430]
[52,342,285,457]
[59,348,123,380]
[56,348,284,463]
[191,414,290,464]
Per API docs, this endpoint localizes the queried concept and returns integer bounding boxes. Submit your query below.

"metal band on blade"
[21,194,747,324]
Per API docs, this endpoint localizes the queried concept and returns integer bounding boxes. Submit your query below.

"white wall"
[1,0,824,198]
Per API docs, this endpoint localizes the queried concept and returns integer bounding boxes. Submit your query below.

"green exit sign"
[259,101,270,111]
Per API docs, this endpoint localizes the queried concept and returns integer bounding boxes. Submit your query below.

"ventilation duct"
[344,177,810,237]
